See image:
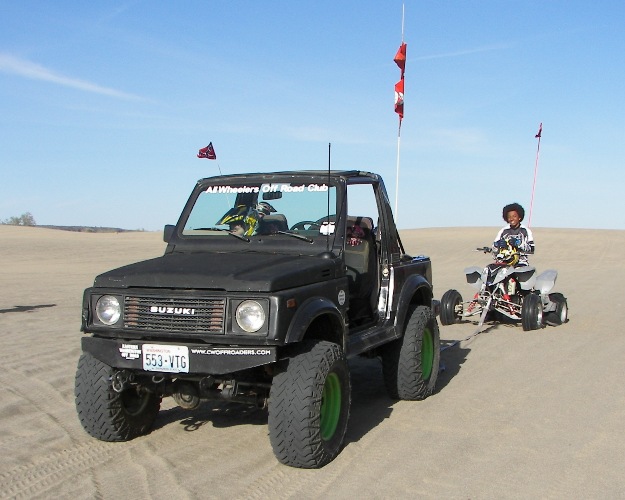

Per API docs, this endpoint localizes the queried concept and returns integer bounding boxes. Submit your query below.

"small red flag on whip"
[394,42,407,77]
[394,79,404,119]
[535,122,542,138]
[393,43,407,122]
[197,142,217,160]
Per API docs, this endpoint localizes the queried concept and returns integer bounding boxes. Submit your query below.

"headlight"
[96,295,121,325]
[235,300,265,333]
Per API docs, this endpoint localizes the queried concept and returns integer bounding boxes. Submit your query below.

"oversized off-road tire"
[75,353,161,441]
[382,305,440,400]
[440,289,463,325]
[545,292,568,326]
[521,293,544,331]
[268,340,351,469]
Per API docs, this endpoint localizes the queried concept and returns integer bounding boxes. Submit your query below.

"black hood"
[93,251,339,292]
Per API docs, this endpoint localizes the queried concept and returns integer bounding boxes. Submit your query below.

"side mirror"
[163,224,175,242]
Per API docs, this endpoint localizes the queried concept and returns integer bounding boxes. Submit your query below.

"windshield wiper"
[193,227,250,242]
[274,231,313,243]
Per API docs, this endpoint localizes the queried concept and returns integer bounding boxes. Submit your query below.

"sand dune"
[1,225,624,498]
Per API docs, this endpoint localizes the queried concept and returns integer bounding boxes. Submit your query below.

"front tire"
[440,289,463,325]
[382,305,440,400]
[75,353,161,441]
[268,340,351,469]
[521,293,544,331]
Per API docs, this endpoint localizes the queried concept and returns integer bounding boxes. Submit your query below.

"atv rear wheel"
[268,340,351,469]
[440,289,463,325]
[382,305,440,400]
[545,292,568,326]
[75,353,161,441]
[521,293,544,331]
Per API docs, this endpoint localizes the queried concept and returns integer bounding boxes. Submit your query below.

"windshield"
[182,180,337,238]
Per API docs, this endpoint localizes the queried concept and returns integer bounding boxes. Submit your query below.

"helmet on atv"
[255,201,276,216]
[217,205,256,236]
[495,239,520,266]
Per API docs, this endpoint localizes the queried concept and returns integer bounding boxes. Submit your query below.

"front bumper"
[82,336,277,376]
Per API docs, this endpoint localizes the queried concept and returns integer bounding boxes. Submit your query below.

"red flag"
[197,142,217,160]
[394,43,407,77]
[535,123,542,138]
[394,79,404,119]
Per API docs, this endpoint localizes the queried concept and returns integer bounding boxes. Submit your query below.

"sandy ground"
[1,225,624,499]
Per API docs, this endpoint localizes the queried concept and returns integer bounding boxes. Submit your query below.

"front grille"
[124,296,226,334]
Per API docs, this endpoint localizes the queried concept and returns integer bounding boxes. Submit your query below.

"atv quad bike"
[439,240,568,331]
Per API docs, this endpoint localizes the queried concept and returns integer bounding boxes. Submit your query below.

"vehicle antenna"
[327,142,331,251]
[528,122,542,227]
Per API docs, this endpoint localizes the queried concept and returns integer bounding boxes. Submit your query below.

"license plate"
[142,344,189,373]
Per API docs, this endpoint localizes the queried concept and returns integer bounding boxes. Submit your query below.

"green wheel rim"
[421,327,434,381]
[320,372,342,441]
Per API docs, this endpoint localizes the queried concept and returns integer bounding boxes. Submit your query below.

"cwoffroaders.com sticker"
[190,348,272,356]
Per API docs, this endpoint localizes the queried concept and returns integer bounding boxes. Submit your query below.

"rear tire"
[545,292,568,326]
[75,353,160,441]
[440,289,463,325]
[268,340,351,469]
[521,293,543,331]
[382,305,440,400]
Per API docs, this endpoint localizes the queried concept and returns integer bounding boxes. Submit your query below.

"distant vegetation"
[38,225,144,233]
[1,212,36,226]
[1,212,143,233]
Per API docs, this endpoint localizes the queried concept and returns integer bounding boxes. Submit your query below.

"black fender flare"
[284,296,346,348]
[393,273,433,336]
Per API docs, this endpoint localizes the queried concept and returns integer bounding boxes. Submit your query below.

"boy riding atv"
[493,202,534,266]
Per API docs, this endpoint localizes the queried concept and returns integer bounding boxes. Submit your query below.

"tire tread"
[75,353,160,442]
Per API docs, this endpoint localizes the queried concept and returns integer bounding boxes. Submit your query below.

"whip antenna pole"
[327,142,331,251]
[401,2,405,42]
[528,122,542,227]
[395,123,401,217]
[394,2,406,223]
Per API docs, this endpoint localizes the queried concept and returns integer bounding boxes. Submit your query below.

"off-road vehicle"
[75,170,439,468]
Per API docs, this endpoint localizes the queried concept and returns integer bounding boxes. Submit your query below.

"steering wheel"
[290,221,321,231]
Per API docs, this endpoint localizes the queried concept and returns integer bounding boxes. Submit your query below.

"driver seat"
[344,216,376,323]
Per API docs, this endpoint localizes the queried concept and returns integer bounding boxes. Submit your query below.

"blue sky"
[1,1,624,230]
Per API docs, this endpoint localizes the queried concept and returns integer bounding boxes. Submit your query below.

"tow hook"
[110,370,134,393]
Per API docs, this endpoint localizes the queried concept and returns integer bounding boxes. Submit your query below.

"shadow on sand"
[0,304,56,314]
[153,356,395,442]
[152,339,480,445]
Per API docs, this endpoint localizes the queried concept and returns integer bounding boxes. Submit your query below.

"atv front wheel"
[75,353,161,441]
[268,340,351,468]
[440,289,463,325]
[521,293,544,331]
[382,305,440,400]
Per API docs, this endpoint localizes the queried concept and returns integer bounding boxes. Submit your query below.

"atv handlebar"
[476,244,530,256]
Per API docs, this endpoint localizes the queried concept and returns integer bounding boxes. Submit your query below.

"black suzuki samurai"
[75,170,439,468]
